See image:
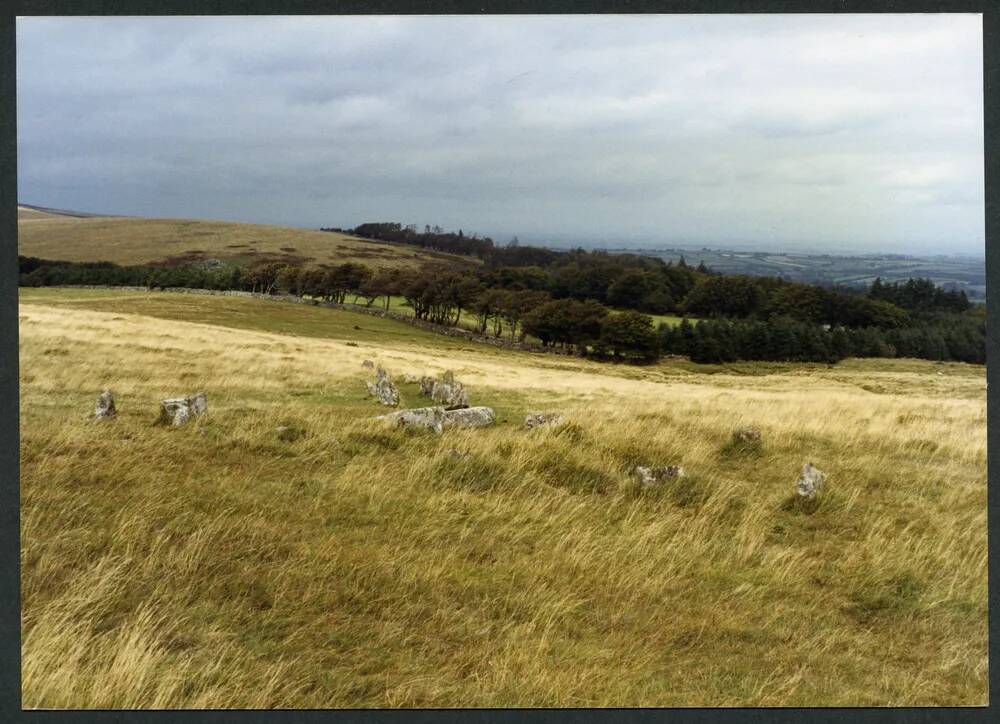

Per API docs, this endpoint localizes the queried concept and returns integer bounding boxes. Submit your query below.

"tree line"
[345,221,707,314]
[336,222,496,258]
[342,221,976,325]
[19,252,984,365]
[869,276,970,313]
[660,313,984,365]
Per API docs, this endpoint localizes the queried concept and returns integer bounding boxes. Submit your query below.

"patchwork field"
[17,206,475,270]
[18,288,987,708]
[632,247,986,302]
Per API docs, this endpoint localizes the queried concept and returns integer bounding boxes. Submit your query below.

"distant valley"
[606,247,986,301]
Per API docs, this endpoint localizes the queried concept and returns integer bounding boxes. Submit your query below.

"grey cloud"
[16,13,984,255]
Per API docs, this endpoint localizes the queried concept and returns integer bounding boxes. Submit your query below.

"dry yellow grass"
[17,210,475,270]
[19,290,987,708]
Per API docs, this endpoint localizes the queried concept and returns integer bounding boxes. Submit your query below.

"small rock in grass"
[376,405,496,434]
[796,463,826,500]
[377,406,446,434]
[159,392,208,427]
[365,365,400,407]
[732,426,762,444]
[442,406,495,429]
[419,376,436,396]
[361,359,375,369]
[634,465,685,488]
[94,390,116,420]
[431,370,469,407]
[524,412,565,430]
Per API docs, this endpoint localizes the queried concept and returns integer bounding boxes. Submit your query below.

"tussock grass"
[19,290,987,707]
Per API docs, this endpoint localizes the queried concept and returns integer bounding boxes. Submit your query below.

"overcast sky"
[16,14,984,255]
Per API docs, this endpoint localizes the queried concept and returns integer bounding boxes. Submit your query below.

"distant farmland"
[610,247,986,301]
[17,206,477,271]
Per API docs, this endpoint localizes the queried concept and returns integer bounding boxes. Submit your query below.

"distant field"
[623,248,986,301]
[17,206,477,271]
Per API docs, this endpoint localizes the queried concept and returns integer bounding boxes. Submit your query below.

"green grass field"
[20,288,481,352]
[19,288,987,708]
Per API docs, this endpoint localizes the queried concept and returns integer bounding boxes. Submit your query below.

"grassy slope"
[19,288,987,707]
[17,212,476,271]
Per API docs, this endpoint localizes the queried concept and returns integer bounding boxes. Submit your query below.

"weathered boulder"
[524,412,565,430]
[94,390,116,420]
[442,406,495,429]
[419,376,436,396]
[634,465,685,488]
[361,359,375,369]
[732,426,762,444]
[402,374,419,384]
[796,463,826,500]
[431,370,469,407]
[377,406,446,434]
[366,365,400,407]
[192,393,208,415]
[159,392,208,427]
[159,400,190,427]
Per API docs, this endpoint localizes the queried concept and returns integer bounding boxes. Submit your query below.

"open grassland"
[17,211,475,270]
[19,288,987,708]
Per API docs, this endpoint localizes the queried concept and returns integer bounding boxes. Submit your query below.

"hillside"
[18,287,987,708]
[17,205,477,270]
[18,203,111,220]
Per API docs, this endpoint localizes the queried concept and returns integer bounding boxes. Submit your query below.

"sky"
[16,14,985,256]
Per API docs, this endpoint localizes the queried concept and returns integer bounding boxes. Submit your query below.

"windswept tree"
[497,289,550,340]
[400,272,433,320]
[448,274,484,327]
[321,263,372,303]
[597,311,660,361]
[606,270,675,313]
[246,262,285,295]
[399,269,479,325]
[680,275,764,318]
[472,288,508,335]
[521,298,608,350]
[764,283,827,323]
[299,268,326,299]
[479,265,553,292]
[275,265,303,296]
[356,272,385,307]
